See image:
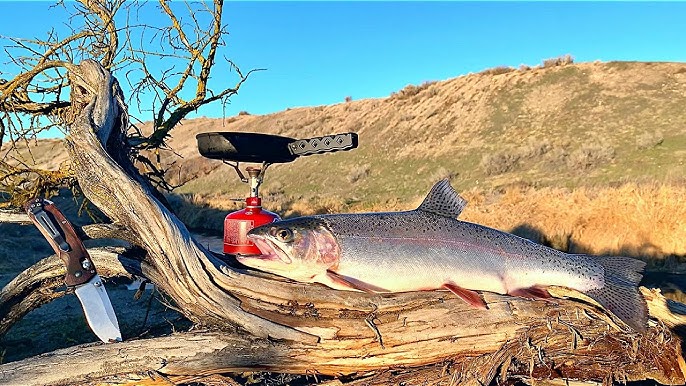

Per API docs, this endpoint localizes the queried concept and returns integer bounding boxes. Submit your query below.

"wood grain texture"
[0,210,30,224]
[1,250,684,386]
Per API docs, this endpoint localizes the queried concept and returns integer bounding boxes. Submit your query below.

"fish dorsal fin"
[416,179,467,218]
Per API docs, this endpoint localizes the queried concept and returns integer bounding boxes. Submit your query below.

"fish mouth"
[243,235,292,264]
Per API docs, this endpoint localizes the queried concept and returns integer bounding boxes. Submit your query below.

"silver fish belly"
[323,211,604,295]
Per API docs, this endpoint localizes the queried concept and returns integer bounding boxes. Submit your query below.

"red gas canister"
[223,196,280,256]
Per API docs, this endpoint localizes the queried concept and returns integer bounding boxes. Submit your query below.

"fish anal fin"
[417,179,467,219]
[443,282,488,310]
[509,286,552,300]
[325,270,387,293]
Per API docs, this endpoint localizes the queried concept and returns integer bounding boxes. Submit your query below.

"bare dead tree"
[0,2,685,386]
[0,0,257,205]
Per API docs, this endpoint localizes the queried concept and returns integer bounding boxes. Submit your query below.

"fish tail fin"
[582,255,648,332]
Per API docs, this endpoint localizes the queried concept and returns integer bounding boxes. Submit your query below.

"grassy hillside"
[7,61,686,198]
[162,60,686,205]
[4,60,686,263]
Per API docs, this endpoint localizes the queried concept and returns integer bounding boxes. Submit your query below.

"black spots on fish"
[417,179,468,219]
[277,216,328,231]
[323,212,420,238]
[583,254,648,331]
[585,279,647,332]
[595,255,645,285]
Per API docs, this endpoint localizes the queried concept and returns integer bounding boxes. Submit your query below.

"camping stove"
[196,131,358,257]
[222,166,280,255]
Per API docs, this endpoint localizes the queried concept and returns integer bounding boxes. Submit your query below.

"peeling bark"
[1,60,685,386]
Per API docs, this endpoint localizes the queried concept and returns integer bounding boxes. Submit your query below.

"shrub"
[566,143,615,170]
[347,163,371,183]
[519,138,552,158]
[542,54,574,68]
[429,166,455,182]
[636,130,664,149]
[344,96,352,103]
[390,81,436,100]
[481,66,515,76]
[480,139,552,176]
[238,110,250,116]
[481,152,521,175]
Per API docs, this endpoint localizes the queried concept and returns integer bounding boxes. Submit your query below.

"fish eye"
[275,228,294,242]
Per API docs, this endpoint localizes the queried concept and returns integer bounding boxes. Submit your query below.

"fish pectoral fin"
[509,286,552,300]
[443,282,488,310]
[325,270,388,293]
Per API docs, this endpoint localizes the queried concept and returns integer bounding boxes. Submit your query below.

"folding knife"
[25,198,122,343]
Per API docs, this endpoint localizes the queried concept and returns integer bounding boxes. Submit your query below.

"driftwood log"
[1,60,685,385]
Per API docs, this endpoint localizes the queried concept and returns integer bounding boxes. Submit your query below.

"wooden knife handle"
[25,198,96,287]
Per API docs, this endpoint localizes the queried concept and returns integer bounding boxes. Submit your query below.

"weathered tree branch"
[0,7,684,382]
[0,247,142,337]
[0,284,684,386]
[1,59,674,385]
[81,223,140,245]
[64,59,314,342]
[0,209,30,224]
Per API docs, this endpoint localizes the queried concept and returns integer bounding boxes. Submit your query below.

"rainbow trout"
[239,180,648,331]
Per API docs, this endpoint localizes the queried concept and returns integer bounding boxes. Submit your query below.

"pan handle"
[288,133,358,157]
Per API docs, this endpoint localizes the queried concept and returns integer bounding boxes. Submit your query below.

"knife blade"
[74,275,122,342]
[25,198,122,343]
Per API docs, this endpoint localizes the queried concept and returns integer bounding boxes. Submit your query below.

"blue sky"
[1,1,685,138]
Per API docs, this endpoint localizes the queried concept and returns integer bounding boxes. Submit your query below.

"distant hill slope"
[4,61,686,208]
[163,61,686,206]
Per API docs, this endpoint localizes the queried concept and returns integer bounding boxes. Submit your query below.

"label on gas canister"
[224,219,254,246]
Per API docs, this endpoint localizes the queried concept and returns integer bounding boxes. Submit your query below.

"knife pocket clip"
[29,201,72,252]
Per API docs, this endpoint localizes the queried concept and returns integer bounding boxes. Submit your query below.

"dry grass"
[1,139,70,171]
[5,60,686,268]
[69,61,686,267]
[9,61,686,196]
[166,193,233,231]
[459,183,686,267]
[390,81,437,100]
